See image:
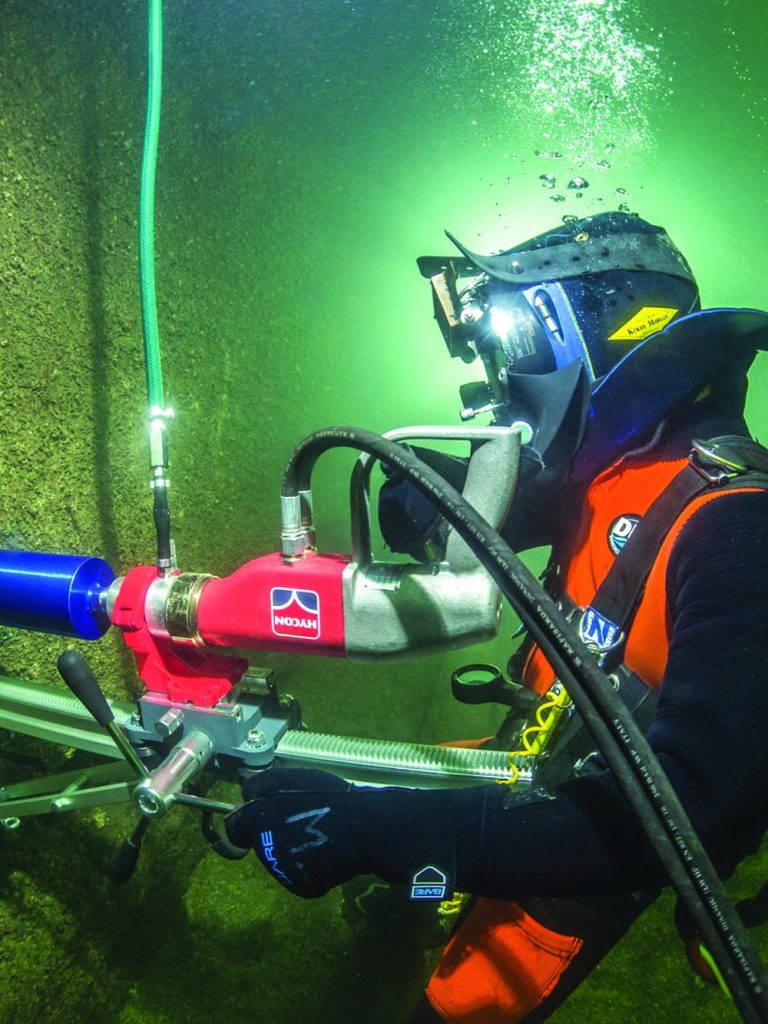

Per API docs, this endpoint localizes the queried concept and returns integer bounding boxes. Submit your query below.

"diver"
[225,211,768,1023]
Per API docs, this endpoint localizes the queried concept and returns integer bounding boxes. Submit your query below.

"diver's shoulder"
[670,485,768,582]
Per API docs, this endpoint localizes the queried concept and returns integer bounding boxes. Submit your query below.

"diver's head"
[419,211,701,487]
[378,212,767,557]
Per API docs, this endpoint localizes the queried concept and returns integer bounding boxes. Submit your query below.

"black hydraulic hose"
[283,426,768,1024]
[153,482,172,565]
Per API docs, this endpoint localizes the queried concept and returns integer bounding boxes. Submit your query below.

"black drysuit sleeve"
[225,490,768,902]
[444,488,768,898]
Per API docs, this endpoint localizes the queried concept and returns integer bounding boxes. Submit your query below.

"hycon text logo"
[270,587,321,640]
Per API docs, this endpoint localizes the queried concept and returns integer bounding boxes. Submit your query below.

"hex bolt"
[155,707,184,739]
[245,729,266,749]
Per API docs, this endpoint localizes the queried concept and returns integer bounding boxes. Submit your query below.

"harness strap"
[524,436,768,786]
[581,436,768,667]
[535,655,660,787]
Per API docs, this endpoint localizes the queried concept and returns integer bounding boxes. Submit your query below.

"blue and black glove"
[224,749,689,901]
[224,768,471,901]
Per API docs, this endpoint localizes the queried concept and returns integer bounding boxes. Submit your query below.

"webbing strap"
[534,660,660,786]
[587,462,711,636]
[583,439,768,667]
[532,440,768,785]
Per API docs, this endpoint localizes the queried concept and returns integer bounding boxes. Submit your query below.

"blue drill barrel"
[0,550,115,640]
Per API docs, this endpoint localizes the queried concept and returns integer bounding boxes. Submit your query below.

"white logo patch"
[410,865,448,901]
[608,515,640,556]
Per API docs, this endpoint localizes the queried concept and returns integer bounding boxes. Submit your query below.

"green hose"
[139,0,164,412]
[138,0,173,571]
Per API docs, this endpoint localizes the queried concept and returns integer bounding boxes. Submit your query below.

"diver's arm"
[450,488,768,898]
[226,491,768,900]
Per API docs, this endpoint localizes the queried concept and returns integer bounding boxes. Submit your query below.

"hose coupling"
[280,490,316,559]
[148,405,175,471]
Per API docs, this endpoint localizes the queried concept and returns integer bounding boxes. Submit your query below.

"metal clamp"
[690,438,749,486]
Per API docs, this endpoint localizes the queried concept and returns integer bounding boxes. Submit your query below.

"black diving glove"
[378,445,469,560]
[225,768,671,902]
[224,768,469,901]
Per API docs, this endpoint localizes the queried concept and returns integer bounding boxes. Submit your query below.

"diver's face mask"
[379,262,590,553]
[387,213,702,552]
[409,264,593,552]
[447,275,558,417]
[431,263,592,476]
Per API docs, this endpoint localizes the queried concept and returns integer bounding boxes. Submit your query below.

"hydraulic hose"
[139,0,164,411]
[282,426,768,1024]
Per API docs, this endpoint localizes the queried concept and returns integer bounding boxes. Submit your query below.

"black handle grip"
[108,818,150,883]
[202,811,249,861]
[108,837,142,883]
[57,649,114,727]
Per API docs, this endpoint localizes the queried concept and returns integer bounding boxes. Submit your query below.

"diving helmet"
[378,211,768,556]
[418,211,702,485]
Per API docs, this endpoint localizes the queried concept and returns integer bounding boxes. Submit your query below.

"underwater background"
[0,0,766,1021]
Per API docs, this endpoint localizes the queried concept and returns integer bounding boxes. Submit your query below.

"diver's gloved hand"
[225,769,365,898]
[224,767,465,901]
[378,445,469,560]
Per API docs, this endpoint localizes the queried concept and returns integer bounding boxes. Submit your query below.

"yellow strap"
[698,943,733,999]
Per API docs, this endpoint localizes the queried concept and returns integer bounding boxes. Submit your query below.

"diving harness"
[446,434,768,989]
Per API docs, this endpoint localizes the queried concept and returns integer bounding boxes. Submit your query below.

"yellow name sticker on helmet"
[608,307,679,342]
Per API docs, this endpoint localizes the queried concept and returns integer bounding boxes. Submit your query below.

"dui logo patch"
[607,514,640,556]
[270,587,321,639]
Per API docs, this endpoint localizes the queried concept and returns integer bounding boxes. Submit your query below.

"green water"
[0,1,766,1021]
